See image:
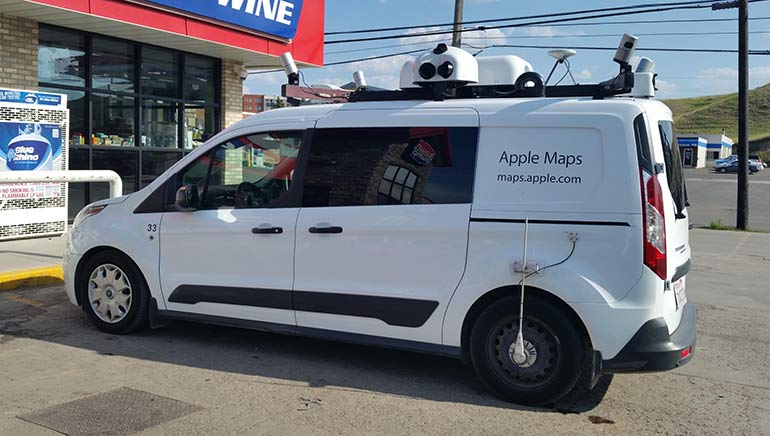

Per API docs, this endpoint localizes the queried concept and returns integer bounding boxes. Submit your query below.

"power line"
[251,42,770,75]
[324,0,744,35]
[325,2,759,45]
[534,15,770,27]
[464,42,770,55]
[325,30,770,56]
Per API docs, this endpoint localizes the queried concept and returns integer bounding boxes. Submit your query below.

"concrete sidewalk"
[0,235,66,290]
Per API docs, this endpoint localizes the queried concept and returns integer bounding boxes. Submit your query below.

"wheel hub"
[489,317,559,388]
[508,340,538,368]
[87,264,132,324]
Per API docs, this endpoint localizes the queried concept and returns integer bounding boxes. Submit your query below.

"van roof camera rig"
[280,35,641,105]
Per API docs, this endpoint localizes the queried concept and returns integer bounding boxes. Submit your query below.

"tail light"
[641,170,667,279]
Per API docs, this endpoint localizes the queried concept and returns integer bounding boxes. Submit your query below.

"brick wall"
[221,59,244,129]
[0,14,38,90]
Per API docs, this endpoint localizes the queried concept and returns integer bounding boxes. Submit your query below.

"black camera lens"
[437,61,454,79]
[419,62,436,80]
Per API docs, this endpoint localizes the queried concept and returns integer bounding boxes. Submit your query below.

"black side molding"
[169,285,292,310]
[168,286,439,328]
[470,218,631,227]
[155,309,462,359]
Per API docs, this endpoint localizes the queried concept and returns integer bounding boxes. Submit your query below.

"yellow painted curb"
[0,266,64,292]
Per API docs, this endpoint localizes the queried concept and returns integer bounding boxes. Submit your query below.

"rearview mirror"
[175,185,199,211]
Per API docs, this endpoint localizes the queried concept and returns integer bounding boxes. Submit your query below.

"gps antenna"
[512,218,529,366]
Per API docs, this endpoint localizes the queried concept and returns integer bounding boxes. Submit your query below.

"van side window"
[659,121,687,215]
[301,127,479,207]
[633,114,654,174]
[171,131,304,209]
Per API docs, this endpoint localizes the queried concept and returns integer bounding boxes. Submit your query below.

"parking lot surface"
[1,229,769,436]
[685,167,770,231]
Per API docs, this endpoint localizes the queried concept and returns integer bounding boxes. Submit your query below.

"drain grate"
[17,387,202,436]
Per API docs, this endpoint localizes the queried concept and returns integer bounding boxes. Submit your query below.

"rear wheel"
[719,168,727,173]
[470,295,585,405]
[79,250,149,334]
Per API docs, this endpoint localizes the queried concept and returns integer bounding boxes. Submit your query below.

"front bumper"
[603,303,697,373]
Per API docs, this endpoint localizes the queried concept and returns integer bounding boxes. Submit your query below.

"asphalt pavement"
[1,229,769,436]
[685,167,770,231]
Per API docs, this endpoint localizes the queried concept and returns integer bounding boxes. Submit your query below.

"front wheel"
[79,250,150,334]
[470,295,585,405]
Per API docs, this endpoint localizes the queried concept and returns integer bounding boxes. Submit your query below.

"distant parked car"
[749,154,766,170]
[717,160,761,173]
[715,155,738,169]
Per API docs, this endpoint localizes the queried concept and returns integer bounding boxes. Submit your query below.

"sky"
[244,0,770,100]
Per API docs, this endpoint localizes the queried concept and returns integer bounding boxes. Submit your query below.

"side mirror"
[175,185,199,210]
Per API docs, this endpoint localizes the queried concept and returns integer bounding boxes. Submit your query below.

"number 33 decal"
[147,224,158,233]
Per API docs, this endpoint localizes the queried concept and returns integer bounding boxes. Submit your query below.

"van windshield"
[658,121,687,216]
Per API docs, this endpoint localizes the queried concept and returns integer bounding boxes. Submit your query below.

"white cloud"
[577,69,592,80]
[507,26,585,38]
[655,79,678,98]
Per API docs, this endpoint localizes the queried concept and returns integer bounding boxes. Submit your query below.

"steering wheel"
[235,182,262,208]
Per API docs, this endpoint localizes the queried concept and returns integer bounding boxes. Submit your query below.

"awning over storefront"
[0,0,324,68]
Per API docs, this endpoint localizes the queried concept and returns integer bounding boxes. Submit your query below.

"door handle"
[309,226,343,234]
[252,226,283,234]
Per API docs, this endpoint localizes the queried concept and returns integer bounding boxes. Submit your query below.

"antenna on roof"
[545,49,577,85]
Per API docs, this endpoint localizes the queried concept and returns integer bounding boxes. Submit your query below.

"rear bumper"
[602,303,696,373]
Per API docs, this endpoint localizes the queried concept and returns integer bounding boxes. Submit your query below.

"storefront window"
[92,94,135,146]
[185,55,216,103]
[141,151,181,188]
[142,47,179,98]
[38,25,221,218]
[68,149,90,218]
[39,27,86,87]
[184,105,216,149]
[91,149,138,198]
[92,38,135,93]
[142,100,179,148]
[39,87,86,146]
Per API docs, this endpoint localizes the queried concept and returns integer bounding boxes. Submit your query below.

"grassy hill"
[663,83,770,144]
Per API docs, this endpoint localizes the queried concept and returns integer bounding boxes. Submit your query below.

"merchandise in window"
[92,94,135,146]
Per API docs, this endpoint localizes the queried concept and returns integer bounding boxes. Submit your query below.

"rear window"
[658,121,687,216]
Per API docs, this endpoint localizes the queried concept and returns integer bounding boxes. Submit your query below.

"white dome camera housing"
[412,44,478,86]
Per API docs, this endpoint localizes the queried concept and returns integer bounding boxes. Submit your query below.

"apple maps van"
[63,35,695,406]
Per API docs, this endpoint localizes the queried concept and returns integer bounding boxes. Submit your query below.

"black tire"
[469,295,585,406]
[78,250,150,334]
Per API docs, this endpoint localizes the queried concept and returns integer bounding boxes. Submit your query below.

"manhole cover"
[17,387,201,436]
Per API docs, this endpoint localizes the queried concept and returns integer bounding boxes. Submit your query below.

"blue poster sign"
[0,90,64,107]
[134,0,304,40]
[0,122,63,172]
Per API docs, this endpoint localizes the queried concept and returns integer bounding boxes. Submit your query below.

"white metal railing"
[0,170,123,198]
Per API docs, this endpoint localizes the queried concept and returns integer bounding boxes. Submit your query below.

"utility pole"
[452,0,464,48]
[737,0,749,229]
[713,0,749,229]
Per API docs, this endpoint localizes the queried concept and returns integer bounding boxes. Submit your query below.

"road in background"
[1,229,769,435]
[685,167,770,231]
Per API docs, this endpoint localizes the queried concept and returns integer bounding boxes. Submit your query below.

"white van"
[63,42,695,405]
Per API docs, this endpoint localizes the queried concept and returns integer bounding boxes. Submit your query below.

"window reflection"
[185,55,216,102]
[92,38,134,93]
[184,105,215,149]
[141,47,179,98]
[39,27,86,87]
[142,100,179,148]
